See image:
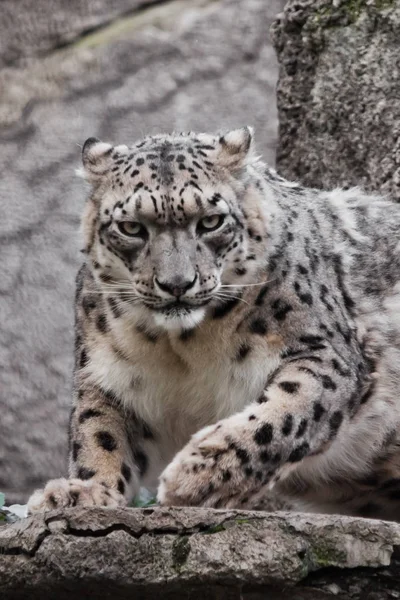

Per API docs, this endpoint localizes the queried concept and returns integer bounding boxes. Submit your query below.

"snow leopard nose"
[155,274,197,298]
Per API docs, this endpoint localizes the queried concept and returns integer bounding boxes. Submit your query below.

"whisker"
[88,291,140,298]
[214,293,249,306]
[99,284,134,290]
[220,280,275,288]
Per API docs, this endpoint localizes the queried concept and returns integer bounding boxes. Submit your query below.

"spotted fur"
[28,127,400,521]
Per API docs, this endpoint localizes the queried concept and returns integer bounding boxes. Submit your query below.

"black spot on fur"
[335,322,352,343]
[299,292,313,306]
[82,295,97,315]
[79,348,89,369]
[72,441,81,462]
[108,297,122,318]
[141,421,154,440]
[180,328,195,342]
[96,314,108,333]
[102,388,120,405]
[288,442,309,462]
[255,284,270,306]
[222,470,231,482]
[297,264,308,275]
[321,375,337,391]
[212,296,240,319]
[296,419,308,438]
[70,490,80,506]
[332,358,351,377]
[117,478,126,495]
[235,446,250,464]
[96,431,117,452]
[236,343,251,361]
[249,318,268,335]
[272,452,281,464]
[133,448,148,477]
[360,381,375,405]
[272,299,293,321]
[332,254,355,312]
[299,334,324,345]
[256,393,269,404]
[329,411,343,436]
[79,409,102,423]
[136,323,159,343]
[78,467,96,480]
[282,414,293,436]
[313,402,325,422]
[254,423,273,445]
[259,450,270,463]
[121,462,132,483]
[279,381,300,394]
[298,366,319,379]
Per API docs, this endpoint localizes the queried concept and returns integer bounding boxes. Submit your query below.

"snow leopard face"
[81,128,267,330]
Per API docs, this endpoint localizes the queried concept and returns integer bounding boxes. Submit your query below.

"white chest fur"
[85,312,281,485]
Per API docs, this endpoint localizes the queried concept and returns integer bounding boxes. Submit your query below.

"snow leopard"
[28,127,400,521]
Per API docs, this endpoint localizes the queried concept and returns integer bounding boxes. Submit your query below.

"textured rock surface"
[0,0,284,503]
[272,0,400,199]
[0,0,155,66]
[1,508,400,599]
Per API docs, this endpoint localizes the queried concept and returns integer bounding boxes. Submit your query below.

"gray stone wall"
[272,0,400,199]
[0,0,284,503]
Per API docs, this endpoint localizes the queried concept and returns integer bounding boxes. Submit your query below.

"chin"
[153,306,206,331]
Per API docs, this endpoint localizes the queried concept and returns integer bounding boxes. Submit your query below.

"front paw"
[27,478,126,514]
[157,422,260,508]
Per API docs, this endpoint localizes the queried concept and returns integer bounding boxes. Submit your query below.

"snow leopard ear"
[217,126,254,170]
[80,137,113,181]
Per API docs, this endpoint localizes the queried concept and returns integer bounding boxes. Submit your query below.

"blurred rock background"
[0,0,285,503]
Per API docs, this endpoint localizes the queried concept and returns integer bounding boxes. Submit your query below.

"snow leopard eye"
[197,214,225,233]
[117,221,146,237]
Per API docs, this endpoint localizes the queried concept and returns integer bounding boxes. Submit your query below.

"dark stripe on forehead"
[135,195,142,211]
[194,194,202,209]
[151,195,158,213]
[189,181,203,193]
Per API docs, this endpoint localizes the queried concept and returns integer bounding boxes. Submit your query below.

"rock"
[1,508,400,599]
[0,0,284,504]
[0,0,155,67]
[272,0,400,200]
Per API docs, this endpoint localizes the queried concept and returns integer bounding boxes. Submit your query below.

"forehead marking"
[194,194,202,209]
[151,195,158,214]
[209,193,222,206]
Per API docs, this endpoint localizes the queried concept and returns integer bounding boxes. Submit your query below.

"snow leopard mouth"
[152,299,211,315]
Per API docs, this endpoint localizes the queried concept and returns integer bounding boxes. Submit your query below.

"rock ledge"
[1,507,400,599]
